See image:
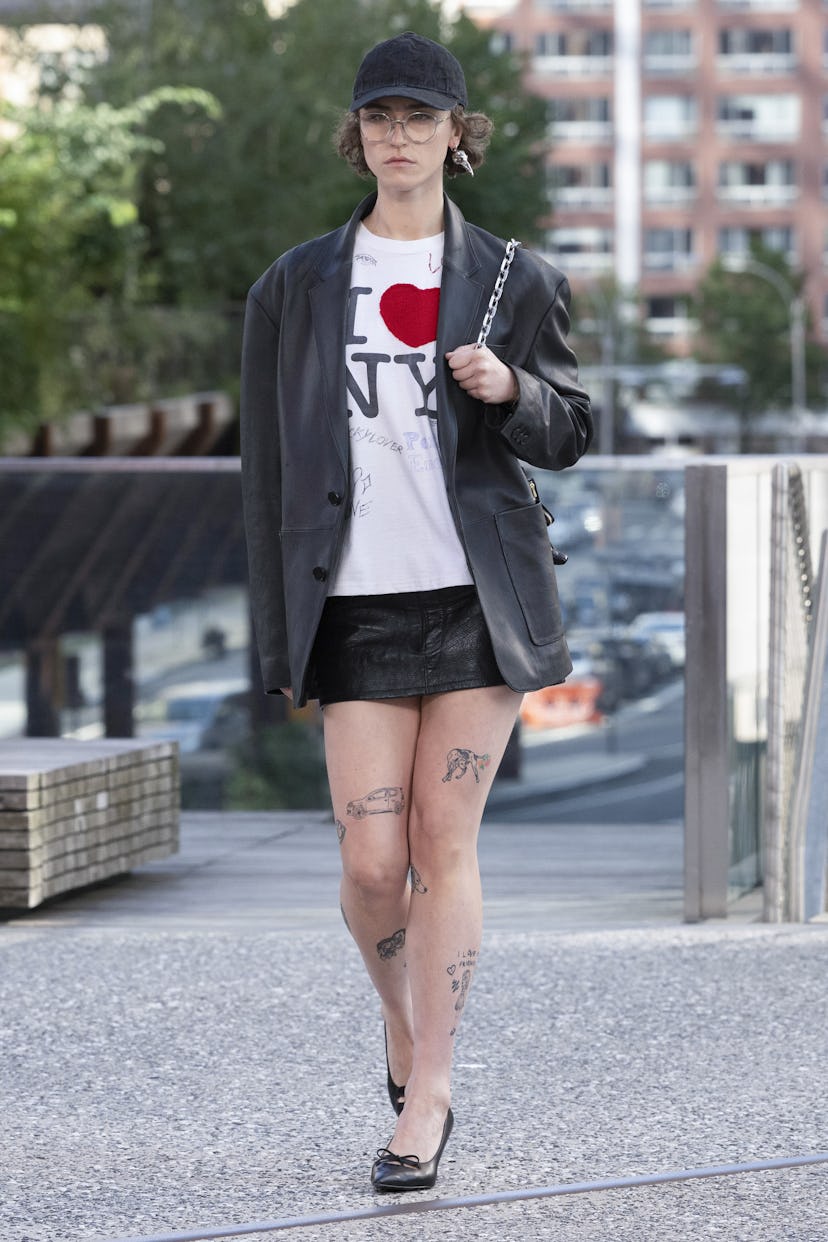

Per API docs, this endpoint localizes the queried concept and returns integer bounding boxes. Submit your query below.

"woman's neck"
[362,187,445,240]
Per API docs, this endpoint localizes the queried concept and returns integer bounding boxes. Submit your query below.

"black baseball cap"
[350,31,468,112]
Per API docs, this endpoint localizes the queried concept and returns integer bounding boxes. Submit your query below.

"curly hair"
[334,106,493,179]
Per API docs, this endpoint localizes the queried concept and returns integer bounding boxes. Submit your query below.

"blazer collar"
[312,191,483,284]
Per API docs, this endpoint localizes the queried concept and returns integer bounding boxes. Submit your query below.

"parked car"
[628,611,685,670]
[139,678,249,753]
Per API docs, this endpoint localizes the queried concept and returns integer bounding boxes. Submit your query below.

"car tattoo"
[346,786,406,818]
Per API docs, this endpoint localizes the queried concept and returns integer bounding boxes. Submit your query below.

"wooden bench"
[0,738,179,912]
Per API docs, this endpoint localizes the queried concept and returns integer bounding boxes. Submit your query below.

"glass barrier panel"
[0,459,686,822]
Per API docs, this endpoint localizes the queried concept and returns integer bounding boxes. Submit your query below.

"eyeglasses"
[359,110,450,144]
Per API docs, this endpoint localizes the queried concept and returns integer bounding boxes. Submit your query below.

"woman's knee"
[407,803,479,872]
[342,849,410,905]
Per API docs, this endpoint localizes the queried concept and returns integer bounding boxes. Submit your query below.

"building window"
[535,29,613,75]
[644,95,698,140]
[645,296,692,337]
[489,32,514,55]
[644,228,696,271]
[719,225,796,261]
[644,159,697,205]
[719,27,792,53]
[644,29,696,75]
[716,93,799,140]
[535,30,612,55]
[718,26,795,73]
[548,162,612,210]
[717,158,797,205]
[547,227,613,274]
[547,96,612,141]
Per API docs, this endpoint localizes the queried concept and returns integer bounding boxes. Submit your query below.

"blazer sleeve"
[485,274,593,470]
[239,288,291,693]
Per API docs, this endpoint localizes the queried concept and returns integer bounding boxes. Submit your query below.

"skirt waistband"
[325,585,476,610]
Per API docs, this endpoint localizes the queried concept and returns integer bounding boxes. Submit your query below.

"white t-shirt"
[329,224,474,596]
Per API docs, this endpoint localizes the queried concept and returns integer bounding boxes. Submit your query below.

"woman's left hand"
[445,344,519,407]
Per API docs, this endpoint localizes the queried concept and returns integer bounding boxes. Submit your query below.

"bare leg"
[323,698,421,1092]
[384,684,522,1160]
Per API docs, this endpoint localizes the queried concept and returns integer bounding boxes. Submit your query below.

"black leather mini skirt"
[306,584,505,706]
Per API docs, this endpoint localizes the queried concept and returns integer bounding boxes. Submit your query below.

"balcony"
[716,184,798,206]
[542,0,612,8]
[644,53,698,77]
[644,315,696,337]
[553,187,614,211]
[644,185,698,206]
[547,251,615,275]
[717,0,798,9]
[643,252,699,273]
[645,120,698,142]
[716,119,799,141]
[716,52,796,75]
[548,121,613,144]
[534,55,613,78]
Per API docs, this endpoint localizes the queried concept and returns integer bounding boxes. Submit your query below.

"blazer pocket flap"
[495,503,562,647]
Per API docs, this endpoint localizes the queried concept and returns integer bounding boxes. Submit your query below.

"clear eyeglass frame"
[358,110,450,144]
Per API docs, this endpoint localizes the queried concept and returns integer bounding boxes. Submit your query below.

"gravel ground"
[1,923,827,1242]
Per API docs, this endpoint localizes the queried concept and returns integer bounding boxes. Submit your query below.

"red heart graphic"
[379,284,440,348]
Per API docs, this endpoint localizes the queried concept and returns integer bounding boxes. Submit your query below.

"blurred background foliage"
[227,720,329,811]
[692,242,819,415]
[0,0,548,443]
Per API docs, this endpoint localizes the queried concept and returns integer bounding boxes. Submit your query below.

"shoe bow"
[375,1148,420,1168]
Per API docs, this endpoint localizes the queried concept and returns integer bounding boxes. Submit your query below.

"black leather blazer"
[240,192,592,706]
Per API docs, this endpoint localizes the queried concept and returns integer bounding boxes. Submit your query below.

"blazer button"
[313,566,328,582]
[327,491,343,506]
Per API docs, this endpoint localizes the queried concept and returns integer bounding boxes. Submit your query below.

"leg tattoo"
[442,748,491,784]
[346,786,405,818]
[377,928,406,961]
[448,948,479,1021]
[335,819,347,844]
[409,865,428,894]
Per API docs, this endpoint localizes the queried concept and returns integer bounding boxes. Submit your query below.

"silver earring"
[450,147,474,177]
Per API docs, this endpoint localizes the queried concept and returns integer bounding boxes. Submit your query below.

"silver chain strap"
[788,463,814,627]
[475,238,521,348]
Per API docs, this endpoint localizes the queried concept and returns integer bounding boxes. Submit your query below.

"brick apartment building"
[464,0,828,354]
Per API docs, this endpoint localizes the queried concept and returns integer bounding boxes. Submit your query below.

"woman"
[240,31,592,1192]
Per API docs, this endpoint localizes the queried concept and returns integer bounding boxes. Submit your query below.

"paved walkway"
[1,808,827,1242]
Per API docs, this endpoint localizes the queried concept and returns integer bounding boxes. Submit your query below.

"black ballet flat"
[384,1024,406,1116]
[371,1109,454,1192]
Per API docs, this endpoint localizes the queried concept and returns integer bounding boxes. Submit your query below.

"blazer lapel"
[435,196,487,476]
[310,272,351,472]
[309,194,377,473]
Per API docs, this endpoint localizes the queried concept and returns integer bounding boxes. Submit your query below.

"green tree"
[692,244,822,416]
[0,86,218,440]
[80,0,548,304]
